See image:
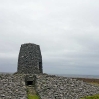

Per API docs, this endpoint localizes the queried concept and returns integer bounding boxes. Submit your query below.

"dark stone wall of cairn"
[17,43,43,74]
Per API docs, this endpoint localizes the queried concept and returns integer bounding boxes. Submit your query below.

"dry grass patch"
[80,94,99,99]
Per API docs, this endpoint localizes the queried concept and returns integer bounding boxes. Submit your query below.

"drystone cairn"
[17,43,43,74]
[1,43,99,99]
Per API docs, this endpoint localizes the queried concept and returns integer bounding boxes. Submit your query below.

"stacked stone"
[17,43,43,74]
[0,73,27,99]
[1,73,99,99]
[35,74,99,99]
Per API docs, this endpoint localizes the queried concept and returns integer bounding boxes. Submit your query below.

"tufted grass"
[80,94,99,99]
[27,94,39,99]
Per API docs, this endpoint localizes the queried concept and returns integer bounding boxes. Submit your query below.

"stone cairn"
[17,43,43,74]
[1,43,99,99]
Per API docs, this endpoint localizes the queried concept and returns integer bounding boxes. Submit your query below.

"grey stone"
[17,43,43,74]
[0,74,27,99]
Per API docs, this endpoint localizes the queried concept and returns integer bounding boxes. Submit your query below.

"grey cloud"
[0,58,17,72]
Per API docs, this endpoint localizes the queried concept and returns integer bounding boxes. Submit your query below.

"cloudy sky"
[0,0,99,75]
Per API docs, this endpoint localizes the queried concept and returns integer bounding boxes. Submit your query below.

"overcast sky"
[0,0,99,75]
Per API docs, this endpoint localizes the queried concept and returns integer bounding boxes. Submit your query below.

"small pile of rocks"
[0,74,27,99]
[35,74,99,99]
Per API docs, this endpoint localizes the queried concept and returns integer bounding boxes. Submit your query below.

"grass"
[27,94,39,99]
[80,94,99,99]
[27,86,40,99]
[90,82,99,86]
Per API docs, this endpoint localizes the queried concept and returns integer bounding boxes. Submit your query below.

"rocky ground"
[36,74,99,99]
[1,73,99,99]
[0,74,27,99]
